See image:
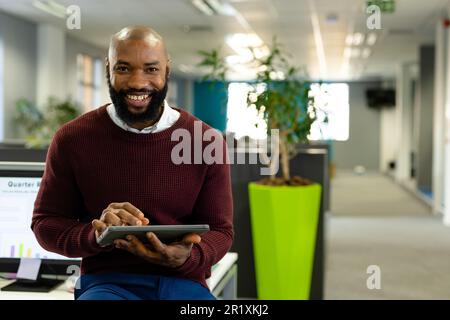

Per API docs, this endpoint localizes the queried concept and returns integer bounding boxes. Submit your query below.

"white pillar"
[443,8,450,225]
[379,107,397,173]
[36,24,66,108]
[433,20,446,216]
[395,63,415,183]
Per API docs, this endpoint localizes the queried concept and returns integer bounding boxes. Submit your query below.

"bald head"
[108,26,168,61]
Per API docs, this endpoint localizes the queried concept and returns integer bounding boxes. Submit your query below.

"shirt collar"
[106,100,179,134]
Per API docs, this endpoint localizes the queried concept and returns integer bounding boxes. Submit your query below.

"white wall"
[0,11,37,141]
[395,63,417,183]
[379,107,397,172]
[333,81,382,171]
[36,24,66,107]
[0,11,111,141]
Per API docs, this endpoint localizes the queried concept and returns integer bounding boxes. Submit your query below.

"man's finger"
[146,232,166,253]
[114,239,129,249]
[92,219,107,232]
[126,235,160,259]
[103,210,122,226]
[112,203,145,220]
[92,219,109,245]
[112,209,142,226]
[181,233,202,245]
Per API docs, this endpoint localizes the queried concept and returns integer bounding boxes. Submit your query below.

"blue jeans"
[74,273,216,300]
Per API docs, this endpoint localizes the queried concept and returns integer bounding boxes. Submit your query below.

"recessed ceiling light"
[362,48,371,59]
[344,47,352,58]
[353,48,361,58]
[226,33,263,48]
[343,47,361,59]
[353,33,365,46]
[345,35,354,46]
[367,33,377,46]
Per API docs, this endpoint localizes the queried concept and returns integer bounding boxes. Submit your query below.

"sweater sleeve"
[175,137,234,277]
[31,129,111,258]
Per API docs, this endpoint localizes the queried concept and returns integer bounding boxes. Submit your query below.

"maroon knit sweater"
[31,105,233,288]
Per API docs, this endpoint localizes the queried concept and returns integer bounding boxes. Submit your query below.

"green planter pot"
[248,182,321,299]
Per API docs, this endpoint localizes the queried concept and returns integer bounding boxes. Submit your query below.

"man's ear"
[166,58,171,79]
[105,57,110,80]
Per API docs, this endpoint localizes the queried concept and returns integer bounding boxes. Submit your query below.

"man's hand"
[114,232,201,268]
[91,202,150,243]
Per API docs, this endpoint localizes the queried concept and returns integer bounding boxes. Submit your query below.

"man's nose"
[127,70,150,90]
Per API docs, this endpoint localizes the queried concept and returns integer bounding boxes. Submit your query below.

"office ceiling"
[0,0,447,81]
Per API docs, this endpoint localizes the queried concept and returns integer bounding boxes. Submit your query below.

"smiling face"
[107,28,170,129]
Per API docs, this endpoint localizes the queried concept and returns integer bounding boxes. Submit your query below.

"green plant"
[198,40,323,185]
[197,48,228,82]
[247,39,320,185]
[15,97,80,148]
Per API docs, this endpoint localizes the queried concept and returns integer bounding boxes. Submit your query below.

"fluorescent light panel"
[310,12,328,77]
[226,33,267,63]
[191,0,236,16]
[191,0,214,15]
[207,0,236,15]
[32,0,66,18]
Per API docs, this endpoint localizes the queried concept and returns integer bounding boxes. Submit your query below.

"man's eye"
[116,66,129,72]
[146,67,158,73]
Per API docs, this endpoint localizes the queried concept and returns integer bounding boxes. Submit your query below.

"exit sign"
[367,0,395,13]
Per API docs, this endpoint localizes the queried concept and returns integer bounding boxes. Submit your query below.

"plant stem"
[279,137,290,181]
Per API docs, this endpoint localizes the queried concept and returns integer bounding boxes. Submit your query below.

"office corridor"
[325,172,450,299]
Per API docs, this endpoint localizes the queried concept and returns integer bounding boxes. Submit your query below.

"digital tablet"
[96,224,210,247]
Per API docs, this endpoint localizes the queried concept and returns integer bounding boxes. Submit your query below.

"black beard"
[107,75,169,125]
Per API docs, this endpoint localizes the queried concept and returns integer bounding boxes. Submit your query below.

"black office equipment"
[366,88,396,108]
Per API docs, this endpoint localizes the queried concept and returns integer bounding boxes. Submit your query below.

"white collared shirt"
[106,100,180,134]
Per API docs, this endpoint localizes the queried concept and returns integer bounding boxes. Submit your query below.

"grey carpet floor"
[324,171,450,299]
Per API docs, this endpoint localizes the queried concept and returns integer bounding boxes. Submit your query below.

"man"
[31,26,233,300]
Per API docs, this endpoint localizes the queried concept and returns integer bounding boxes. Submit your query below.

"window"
[226,82,267,140]
[308,83,349,141]
[76,54,102,112]
[226,82,349,142]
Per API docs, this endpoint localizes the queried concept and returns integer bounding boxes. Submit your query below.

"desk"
[0,252,238,300]
[207,252,238,299]
[0,277,72,300]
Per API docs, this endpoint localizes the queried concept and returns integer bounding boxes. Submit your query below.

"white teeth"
[127,94,149,101]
